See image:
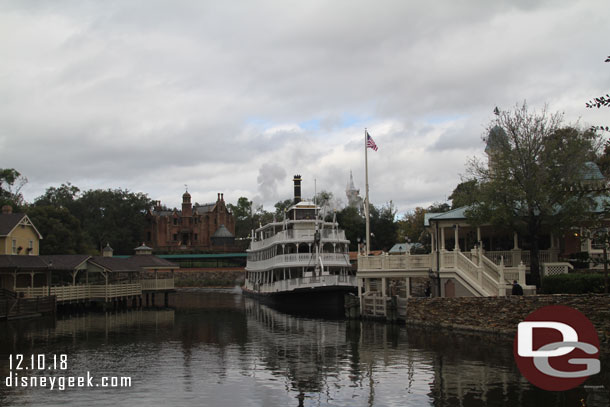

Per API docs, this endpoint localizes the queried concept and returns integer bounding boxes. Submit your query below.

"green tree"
[467,103,601,288]
[596,141,610,178]
[27,206,94,255]
[0,168,27,209]
[448,180,479,209]
[253,203,273,228]
[369,201,397,251]
[336,206,365,251]
[228,197,254,238]
[34,183,80,209]
[274,199,293,218]
[585,55,610,133]
[427,202,451,213]
[75,189,152,254]
[396,207,427,244]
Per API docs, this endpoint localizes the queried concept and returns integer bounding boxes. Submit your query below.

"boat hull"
[242,285,356,318]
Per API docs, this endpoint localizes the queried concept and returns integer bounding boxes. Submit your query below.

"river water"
[1,288,608,407]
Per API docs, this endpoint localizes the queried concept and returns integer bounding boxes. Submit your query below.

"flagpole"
[364,128,370,256]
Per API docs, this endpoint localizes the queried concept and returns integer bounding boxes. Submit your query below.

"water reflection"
[0,289,608,407]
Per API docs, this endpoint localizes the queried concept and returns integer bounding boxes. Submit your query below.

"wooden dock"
[1,289,55,320]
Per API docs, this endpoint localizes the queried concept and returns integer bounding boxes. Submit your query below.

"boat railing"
[250,229,347,250]
[246,253,351,271]
[254,275,356,294]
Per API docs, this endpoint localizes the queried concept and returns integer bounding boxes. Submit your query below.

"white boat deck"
[244,274,356,294]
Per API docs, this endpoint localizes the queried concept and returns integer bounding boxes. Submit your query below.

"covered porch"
[426,208,563,269]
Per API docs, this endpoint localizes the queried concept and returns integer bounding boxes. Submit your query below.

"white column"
[513,232,519,250]
[454,225,460,251]
[441,227,446,251]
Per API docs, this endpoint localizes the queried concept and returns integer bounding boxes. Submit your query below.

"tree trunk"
[603,243,608,294]
[528,219,541,289]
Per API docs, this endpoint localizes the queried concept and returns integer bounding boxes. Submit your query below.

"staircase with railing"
[441,250,527,296]
[357,250,529,297]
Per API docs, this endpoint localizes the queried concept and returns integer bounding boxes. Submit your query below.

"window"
[173,234,178,241]
[27,240,33,254]
[592,235,606,250]
[12,239,17,254]
[194,234,198,241]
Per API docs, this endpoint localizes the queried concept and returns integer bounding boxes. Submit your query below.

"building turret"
[134,242,153,255]
[102,243,113,257]
[182,189,192,217]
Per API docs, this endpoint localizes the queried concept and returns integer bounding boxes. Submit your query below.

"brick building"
[145,191,236,253]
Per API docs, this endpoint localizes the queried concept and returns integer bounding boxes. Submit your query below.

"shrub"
[567,251,592,269]
[541,273,605,294]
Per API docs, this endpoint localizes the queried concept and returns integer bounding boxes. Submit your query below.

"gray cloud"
[1,0,608,215]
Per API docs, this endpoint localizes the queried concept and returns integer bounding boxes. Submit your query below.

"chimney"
[2,205,12,214]
[293,175,302,204]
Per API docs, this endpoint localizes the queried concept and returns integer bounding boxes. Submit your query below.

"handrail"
[15,283,143,302]
[0,288,17,300]
[250,229,348,251]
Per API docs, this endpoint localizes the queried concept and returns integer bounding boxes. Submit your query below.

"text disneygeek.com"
[4,372,132,391]
[4,354,131,391]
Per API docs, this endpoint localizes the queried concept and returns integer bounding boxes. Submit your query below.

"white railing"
[456,252,480,283]
[355,250,530,297]
[16,284,142,302]
[88,284,141,300]
[357,253,432,270]
[442,252,455,268]
[485,251,514,267]
[249,229,348,250]
[480,255,502,282]
[479,249,562,268]
[362,294,387,317]
[246,252,350,271]
[141,279,175,290]
[253,274,356,294]
[542,262,573,277]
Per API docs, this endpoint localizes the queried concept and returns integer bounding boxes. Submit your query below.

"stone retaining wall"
[175,269,245,287]
[405,294,610,353]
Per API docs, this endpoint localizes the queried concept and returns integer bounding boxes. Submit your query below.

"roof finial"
[184,184,188,192]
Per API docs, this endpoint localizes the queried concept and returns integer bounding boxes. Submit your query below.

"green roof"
[425,206,469,226]
[581,161,605,181]
[158,253,246,259]
[114,253,246,259]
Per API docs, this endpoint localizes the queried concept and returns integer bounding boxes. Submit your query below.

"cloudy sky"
[1,0,609,215]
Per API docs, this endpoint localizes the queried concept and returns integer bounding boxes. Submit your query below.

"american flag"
[366,131,378,151]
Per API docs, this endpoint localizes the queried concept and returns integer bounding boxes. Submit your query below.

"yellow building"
[0,205,42,255]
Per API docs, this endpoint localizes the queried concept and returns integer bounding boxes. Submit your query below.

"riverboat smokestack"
[293,175,302,204]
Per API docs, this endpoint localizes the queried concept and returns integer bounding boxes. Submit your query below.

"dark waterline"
[0,288,608,407]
